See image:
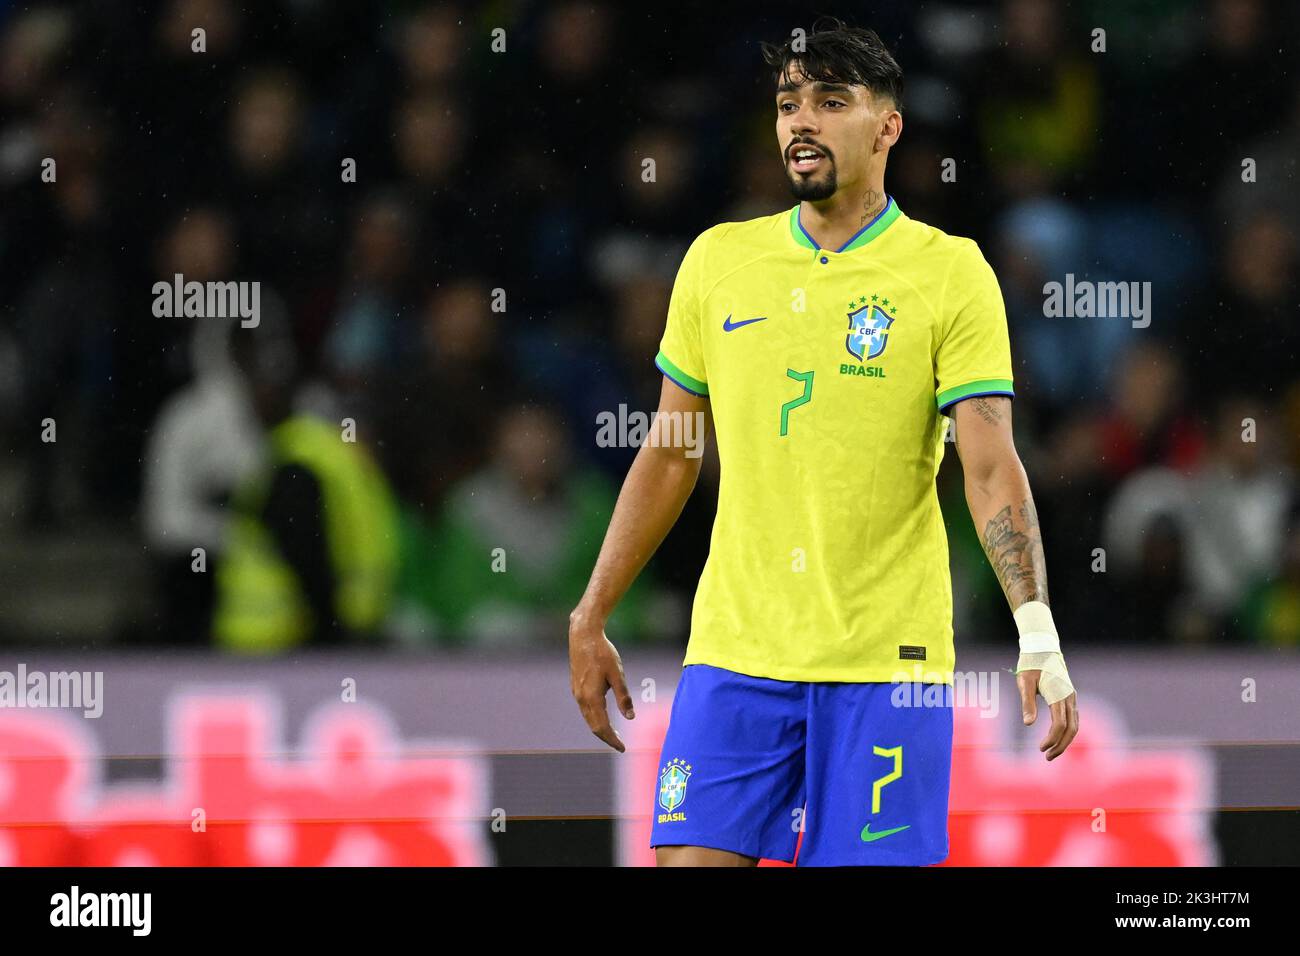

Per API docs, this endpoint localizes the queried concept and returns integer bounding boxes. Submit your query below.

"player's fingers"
[1041,699,1070,759]
[1017,669,1040,725]
[608,655,635,721]
[1056,694,1081,756]
[591,722,626,753]
[578,694,626,753]
[572,674,611,735]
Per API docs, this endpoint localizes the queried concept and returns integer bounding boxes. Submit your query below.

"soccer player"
[568,18,1078,866]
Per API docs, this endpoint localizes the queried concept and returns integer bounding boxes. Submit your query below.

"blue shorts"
[649,663,953,866]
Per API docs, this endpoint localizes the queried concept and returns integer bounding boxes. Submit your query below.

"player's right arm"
[569,376,712,753]
[938,238,1077,760]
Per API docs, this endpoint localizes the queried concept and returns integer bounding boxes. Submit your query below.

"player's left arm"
[952,395,1079,760]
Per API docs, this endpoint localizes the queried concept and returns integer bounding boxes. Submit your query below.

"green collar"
[790,195,902,253]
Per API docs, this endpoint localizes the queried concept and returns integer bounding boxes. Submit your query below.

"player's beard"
[786,157,837,200]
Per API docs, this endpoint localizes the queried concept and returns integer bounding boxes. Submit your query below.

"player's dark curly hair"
[760,16,903,110]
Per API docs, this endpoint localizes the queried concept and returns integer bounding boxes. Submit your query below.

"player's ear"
[877,107,902,151]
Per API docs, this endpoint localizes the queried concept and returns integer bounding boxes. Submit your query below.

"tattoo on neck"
[860,190,884,225]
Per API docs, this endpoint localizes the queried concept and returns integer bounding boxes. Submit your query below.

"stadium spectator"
[1238,501,1300,647]
[1187,210,1299,401]
[1181,395,1296,616]
[974,0,1100,198]
[1102,471,1216,643]
[1093,341,1205,484]
[399,400,650,646]
[141,303,263,644]
[213,313,400,652]
[376,276,508,512]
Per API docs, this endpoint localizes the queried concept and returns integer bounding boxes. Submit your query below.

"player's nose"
[791,115,819,137]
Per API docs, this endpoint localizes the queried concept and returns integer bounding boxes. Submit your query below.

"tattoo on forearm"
[981,499,1048,608]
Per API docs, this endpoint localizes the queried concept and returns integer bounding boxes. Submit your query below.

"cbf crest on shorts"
[658,757,691,822]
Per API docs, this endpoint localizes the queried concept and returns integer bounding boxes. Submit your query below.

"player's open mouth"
[789,145,826,173]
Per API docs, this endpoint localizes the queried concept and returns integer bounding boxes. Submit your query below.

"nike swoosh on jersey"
[860,823,910,842]
[722,314,768,332]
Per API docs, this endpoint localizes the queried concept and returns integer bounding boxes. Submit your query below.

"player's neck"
[799,186,889,252]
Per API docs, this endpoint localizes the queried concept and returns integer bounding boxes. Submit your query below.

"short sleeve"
[655,229,711,397]
[934,240,1015,416]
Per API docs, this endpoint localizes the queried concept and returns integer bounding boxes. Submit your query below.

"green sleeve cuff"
[655,350,708,397]
[936,378,1014,413]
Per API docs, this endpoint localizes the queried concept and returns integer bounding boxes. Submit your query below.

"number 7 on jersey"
[780,368,814,436]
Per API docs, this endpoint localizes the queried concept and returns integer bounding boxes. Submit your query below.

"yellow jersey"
[655,196,1014,683]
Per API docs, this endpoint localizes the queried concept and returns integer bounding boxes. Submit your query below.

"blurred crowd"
[0,0,1296,651]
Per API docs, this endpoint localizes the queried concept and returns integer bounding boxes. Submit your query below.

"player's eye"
[778,101,796,112]
[824,99,845,108]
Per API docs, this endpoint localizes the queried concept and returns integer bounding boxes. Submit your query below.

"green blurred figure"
[1240,504,1300,648]
[395,400,649,647]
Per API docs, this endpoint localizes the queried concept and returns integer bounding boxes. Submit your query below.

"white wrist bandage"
[1013,601,1075,704]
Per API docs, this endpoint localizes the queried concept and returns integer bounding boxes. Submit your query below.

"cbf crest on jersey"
[846,298,895,361]
[658,757,691,818]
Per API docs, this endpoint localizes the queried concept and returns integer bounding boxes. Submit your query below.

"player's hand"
[1016,665,1078,761]
[568,609,635,753]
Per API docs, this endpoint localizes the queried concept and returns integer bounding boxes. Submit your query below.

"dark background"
[0,0,1297,657]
